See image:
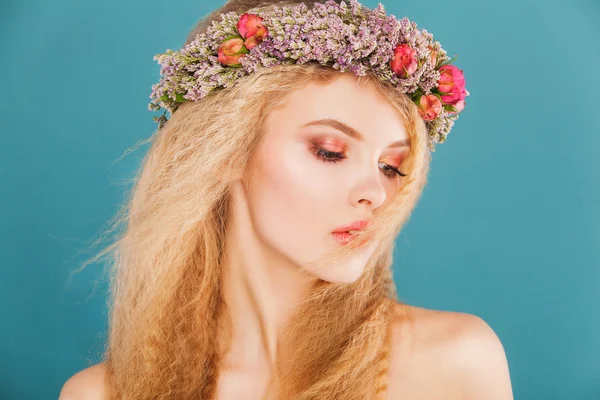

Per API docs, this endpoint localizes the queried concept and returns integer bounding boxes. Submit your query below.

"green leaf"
[236,46,250,55]
[438,53,459,68]
[410,89,423,102]
[159,93,186,102]
[223,34,243,41]
[443,104,457,112]
[412,94,424,103]
[432,88,450,98]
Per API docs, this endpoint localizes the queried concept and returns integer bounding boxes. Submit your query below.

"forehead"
[269,74,409,144]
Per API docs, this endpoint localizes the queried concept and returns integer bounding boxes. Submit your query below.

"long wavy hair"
[75,0,433,398]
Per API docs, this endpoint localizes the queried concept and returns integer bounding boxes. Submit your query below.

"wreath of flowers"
[149,0,469,151]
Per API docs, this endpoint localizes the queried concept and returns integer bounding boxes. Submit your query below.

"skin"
[218,74,410,380]
[59,75,514,400]
[237,73,409,286]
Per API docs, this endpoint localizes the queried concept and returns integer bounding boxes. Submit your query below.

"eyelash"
[310,147,407,180]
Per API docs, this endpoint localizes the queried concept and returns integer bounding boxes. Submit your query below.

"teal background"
[1,0,598,398]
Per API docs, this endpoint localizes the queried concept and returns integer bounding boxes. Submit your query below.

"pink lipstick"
[331,220,371,245]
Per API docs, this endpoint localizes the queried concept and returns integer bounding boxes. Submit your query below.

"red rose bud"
[237,13,268,49]
[427,45,438,67]
[390,44,418,78]
[218,38,247,66]
[418,94,443,121]
[437,65,467,106]
[244,25,268,49]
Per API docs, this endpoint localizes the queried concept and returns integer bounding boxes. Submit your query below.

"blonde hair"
[74,0,432,398]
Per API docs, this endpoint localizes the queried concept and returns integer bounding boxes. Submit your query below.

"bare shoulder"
[386,302,513,399]
[59,362,107,400]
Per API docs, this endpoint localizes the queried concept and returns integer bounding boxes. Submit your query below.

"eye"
[310,147,407,180]
[379,162,407,179]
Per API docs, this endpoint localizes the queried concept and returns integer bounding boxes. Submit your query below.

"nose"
[350,170,387,210]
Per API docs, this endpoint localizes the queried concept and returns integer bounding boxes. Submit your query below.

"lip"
[331,230,372,246]
[332,219,371,233]
[331,219,372,245]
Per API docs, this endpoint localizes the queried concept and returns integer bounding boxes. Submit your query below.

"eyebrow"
[301,118,411,148]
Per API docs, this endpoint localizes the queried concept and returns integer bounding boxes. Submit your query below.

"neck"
[218,184,319,371]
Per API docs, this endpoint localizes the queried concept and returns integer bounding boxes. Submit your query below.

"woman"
[60,0,513,398]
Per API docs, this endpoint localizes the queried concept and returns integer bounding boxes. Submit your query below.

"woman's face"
[244,74,411,284]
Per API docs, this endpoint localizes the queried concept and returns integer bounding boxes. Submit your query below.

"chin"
[309,260,367,284]
[306,241,378,284]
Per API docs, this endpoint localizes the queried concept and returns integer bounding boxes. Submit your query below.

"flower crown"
[149,0,469,151]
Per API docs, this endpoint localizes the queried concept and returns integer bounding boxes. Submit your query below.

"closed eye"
[310,147,407,180]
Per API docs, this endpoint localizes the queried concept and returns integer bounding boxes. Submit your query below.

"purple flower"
[148,0,468,149]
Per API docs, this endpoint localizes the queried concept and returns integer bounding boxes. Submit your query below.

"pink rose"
[417,94,443,121]
[237,13,268,50]
[437,65,467,106]
[390,44,418,78]
[243,25,268,49]
[448,99,465,115]
[217,38,246,66]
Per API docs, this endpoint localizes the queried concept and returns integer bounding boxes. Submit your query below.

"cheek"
[247,141,335,258]
[382,185,400,208]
